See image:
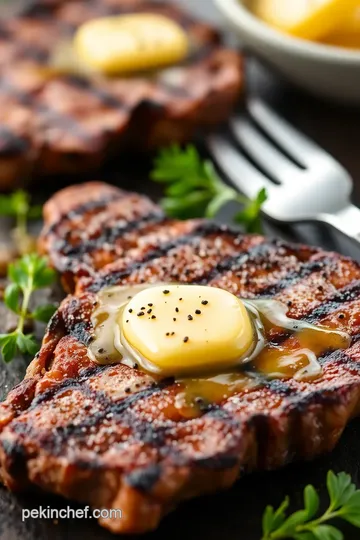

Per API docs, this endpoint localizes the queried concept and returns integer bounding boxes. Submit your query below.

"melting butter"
[88,285,351,390]
[174,372,260,418]
[74,14,189,75]
[245,299,350,381]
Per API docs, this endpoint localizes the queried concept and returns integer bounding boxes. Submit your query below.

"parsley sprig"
[262,471,360,540]
[151,145,267,233]
[0,254,57,363]
[0,190,42,255]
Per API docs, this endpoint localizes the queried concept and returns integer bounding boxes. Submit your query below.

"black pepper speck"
[201,300,208,305]
[137,311,145,317]
[188,315,193,321]
[183,336,189,343]
[195,309,201,315]
[163,290,170,295]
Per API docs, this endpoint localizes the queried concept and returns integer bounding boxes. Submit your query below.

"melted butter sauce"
[88,285,350,415]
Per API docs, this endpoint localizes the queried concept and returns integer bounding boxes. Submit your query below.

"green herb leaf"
[17,333,39,356]
[340,491,360,526]
[312,525,343,540]
[27,205,43,219]
[8,259,30,289]
[1,253,57,363]
[234,187,268,233]
[0,190,42,257]
[304,485,320,519]
[294,533,317,540]
[4,283,21,314]
[261,472,360,540]
[32,304,57,323]
[1,335,17,363]
[327,471,356,509]
[262,497,289,537]
[0,190,28,217]
[151,145,267,233]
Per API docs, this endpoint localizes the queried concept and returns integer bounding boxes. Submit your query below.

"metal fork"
[207,99,360,243]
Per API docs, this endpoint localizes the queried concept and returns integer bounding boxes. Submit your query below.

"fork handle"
[320,205,360,243]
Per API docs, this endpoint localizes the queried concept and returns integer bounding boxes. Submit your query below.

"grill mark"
[264,379,294,395]
[317,348,360,371]
[17,6,75,36]
[19,2,53,18]
[0,80,93,150]
[258,258,333,297]
[194,454,239,469]
[0,19,49,65]
[59,210,166,258]
[46,191,126,235]
[0,126,30,156]
[19,372,245,466]
[0,439,27,477]
[22,376,174,455]
[30,366,163,412]
[125,464,162,492]
[64,75,130,111]
[287,381,360,410]
[88,222,240,292]
[70,322,92,346]
[29,364,106,407]
[306,281,360,323]
[193,238,310,287]
[195,240,269,284]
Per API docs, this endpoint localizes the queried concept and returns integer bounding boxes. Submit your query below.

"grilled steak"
[1,182,360,534]
[0,0,243,189]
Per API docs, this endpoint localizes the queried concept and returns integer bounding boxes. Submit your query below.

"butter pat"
[74,13,189,74]
[252,0,359,40]
[121,285,254,375]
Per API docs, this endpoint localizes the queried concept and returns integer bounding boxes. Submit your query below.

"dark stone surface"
[2,0,360,539]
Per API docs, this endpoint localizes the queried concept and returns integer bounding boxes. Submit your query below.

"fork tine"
[230,116,300,184]
[207,134,274,199]
[248,99,328,166]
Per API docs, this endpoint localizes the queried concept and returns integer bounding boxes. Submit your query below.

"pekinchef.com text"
[22,506,122,521]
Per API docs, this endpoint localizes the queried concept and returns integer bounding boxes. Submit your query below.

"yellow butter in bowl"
[252,0,359,41]
[322,7,360,48]
[74,13,189,75]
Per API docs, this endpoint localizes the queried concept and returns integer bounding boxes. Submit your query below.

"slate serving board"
[2,1,360,539]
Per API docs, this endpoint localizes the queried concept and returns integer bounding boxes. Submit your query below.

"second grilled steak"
[1,183,360,533]
[0,0,243,189]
